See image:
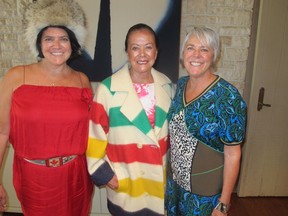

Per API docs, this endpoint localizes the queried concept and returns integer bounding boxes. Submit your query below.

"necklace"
[43,69,73,86]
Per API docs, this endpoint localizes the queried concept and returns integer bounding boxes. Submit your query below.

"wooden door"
[237,0,288,196]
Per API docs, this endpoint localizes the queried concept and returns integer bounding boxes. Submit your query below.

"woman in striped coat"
[86,23,175,216]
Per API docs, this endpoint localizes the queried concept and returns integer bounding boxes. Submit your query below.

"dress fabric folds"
[9,85,93,216]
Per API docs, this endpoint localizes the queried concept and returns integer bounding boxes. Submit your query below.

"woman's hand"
[0,184,7,212]
[211,208,227,216]
[106,174,119,190]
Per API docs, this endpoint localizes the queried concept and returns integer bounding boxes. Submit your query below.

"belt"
[24,155,77,167]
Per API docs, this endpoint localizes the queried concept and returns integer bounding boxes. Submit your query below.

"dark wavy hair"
[124,23,159,52]
[36,26,81,59]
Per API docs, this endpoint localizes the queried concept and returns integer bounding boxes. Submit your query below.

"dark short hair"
[124,23,158,52]
[36,25,81,59]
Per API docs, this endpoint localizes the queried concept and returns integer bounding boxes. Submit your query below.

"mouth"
[137,60,149,64]
[51,52,64,56]
[190,61,201,66]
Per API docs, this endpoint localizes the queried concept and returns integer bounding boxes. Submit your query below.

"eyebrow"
[42,35,69,38]
[130,43,154,46]
[186,43,209,48]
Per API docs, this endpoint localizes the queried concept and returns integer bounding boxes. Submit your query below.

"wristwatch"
[215,200,230,214]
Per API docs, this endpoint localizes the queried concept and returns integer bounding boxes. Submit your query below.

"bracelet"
[215,200,230,214]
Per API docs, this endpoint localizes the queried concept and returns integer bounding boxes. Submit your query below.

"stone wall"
[0,0,255,93]
[0,0,34,78]
[180,0,254,92]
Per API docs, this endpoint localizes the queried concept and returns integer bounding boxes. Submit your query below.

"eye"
[201,48,209,52]
[131,46,139,51]
[43,37,53,42]
[186,45,194,51]
[60,37,69,42]
[145,45,153,50]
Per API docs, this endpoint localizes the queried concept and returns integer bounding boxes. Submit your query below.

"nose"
[192,49,201,57]
[139,47,145,56]
[53,39,61,48]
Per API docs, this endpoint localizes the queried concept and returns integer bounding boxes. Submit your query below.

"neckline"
[13,84,91,94]
[133,83,154,86]
[183,76,220,107]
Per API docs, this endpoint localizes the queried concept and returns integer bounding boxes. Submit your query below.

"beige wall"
[0,0,254,93]
[180,0,254,93]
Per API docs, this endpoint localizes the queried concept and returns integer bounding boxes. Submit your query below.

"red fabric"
[9,85,94,216]
[90,101,109,134]
[107,143,163,164]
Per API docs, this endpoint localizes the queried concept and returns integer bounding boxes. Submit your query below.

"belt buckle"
[46,157,63,167]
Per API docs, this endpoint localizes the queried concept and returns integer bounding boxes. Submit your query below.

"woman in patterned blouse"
[165,26,247,216]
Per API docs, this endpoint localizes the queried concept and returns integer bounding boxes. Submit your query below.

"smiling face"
[126,29,158,75]
[183,35,214,78]
[40,27,72,65]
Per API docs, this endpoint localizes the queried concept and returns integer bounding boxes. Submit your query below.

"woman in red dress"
[0,1,93,215]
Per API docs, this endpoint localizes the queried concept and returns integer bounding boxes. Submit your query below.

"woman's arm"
[221,144,242,203]
[212,144,242,215]
[86,82,116,187]
[0,67,18,212]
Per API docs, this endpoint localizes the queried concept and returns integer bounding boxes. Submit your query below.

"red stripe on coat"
[90,101,109,134]
[107,137,169,164]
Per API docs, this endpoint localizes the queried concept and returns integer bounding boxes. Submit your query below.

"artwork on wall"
[69,0,182,83]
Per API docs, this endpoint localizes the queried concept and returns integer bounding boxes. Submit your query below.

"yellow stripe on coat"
[116,177,164,199]
[87,137,107,158]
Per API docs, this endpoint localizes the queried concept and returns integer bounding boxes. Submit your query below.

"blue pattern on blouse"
[168,76,247,152]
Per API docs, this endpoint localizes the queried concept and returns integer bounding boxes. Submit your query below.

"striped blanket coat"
[86,64,175,216]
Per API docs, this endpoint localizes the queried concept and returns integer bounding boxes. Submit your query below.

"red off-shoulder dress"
[9,85,94,216]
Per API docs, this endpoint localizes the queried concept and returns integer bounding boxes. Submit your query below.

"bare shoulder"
[1,65,26,90]
[78,71,92,89]
[4,65,24,78]
[0,66,22,104]
[1,63,39,90]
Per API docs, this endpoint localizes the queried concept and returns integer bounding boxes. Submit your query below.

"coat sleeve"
[86,81,114,186]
